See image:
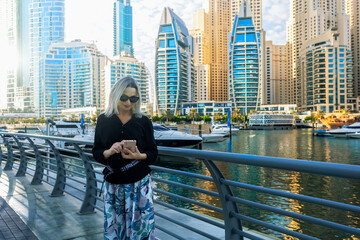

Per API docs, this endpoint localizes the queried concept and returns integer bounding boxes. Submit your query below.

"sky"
[0,0,290,109]
[65,0,290,79]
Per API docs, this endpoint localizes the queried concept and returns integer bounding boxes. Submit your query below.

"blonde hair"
[104,76,143,118]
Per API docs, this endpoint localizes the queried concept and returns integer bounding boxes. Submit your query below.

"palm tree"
[163,110,173,123]
[187,108,198,124]
[316,110,325,119]
[231,109,241,123]
[214,112,222,123]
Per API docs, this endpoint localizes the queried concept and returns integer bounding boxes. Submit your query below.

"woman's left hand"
[121,146,147,160]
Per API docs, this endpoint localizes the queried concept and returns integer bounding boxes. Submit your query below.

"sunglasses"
[120,95,139,103]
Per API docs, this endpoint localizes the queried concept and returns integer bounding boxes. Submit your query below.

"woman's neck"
[118,110,132,117]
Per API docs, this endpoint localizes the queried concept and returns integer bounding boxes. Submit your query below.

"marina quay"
[0,132,359,239]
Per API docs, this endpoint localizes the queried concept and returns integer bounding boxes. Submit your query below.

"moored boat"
[327,122,360,138]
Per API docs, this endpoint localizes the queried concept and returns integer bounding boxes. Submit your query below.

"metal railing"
[0,132,359,239]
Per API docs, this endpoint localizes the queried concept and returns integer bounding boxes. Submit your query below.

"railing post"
[72,143,97,214]
[13,137,27,177]
[45,140,66,197]
[203,159,243,240]
[26,137,44,185]
[0,135,3,164]
[2,136,14,171]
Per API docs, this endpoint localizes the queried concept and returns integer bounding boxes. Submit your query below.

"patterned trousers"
[103,174,155,240]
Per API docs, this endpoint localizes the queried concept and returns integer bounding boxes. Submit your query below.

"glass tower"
[113,0,133,56]
[155,7,194,115]
[29,0,65,116]
[41,40,106,117]
[229,0,261,114]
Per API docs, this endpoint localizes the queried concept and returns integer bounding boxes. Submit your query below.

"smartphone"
[123,140,136,152]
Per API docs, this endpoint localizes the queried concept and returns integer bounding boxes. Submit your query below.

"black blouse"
[92,113,158,184]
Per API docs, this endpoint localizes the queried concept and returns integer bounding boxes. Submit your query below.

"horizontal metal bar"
[154,224,185,240]
[222,179,360,214]
[64,169,86,178]
[231,212,319,240]
[154,200,224,229]
[64,183,86,193]
[65,175,86,185]
[151,165,214,182]
[152,177,219,198]
[155,211,221,240]
[228,195,360,236]
[154,189,223,213]
[158,147,360,179]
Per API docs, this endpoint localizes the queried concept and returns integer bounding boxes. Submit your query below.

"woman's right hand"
[103,141,124,159]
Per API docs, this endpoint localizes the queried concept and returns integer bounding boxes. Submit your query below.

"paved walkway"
[0,197,38,240]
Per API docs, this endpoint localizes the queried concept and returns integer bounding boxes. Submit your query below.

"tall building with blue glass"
[41,40,107,117]
[113,0,133,56]
[155,7,195,115]
[29,0,65,116]
[229,0,262,114]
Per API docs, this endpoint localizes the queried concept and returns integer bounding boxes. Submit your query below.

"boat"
[211,124,240,136]
[153,124,202,148]
[39,120,83,137]
[201,133,227,143]
[346,132,360,139]
[327,122,360,138]
[314,129,331,136]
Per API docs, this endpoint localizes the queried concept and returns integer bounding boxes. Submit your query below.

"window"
[161,25,173,33]
[159,40,165,48]
[236,33,245,42]
[167,39,175,48]
[246,33,256,42]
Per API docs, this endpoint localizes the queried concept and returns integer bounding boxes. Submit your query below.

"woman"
[92,76,157,240]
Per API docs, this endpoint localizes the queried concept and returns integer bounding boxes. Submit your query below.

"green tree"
[202,115,211,123]
[187,109,199,124]
[162,110,173,123]
[316,110,325,119]
[214,112,222,122]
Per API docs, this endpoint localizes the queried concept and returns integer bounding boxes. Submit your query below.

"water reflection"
[154,129,360,239]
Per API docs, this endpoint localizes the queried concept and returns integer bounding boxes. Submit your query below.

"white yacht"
[327,122,360,138]
[153,124,203,147]
[39,120,82,137]
[201,133,226,143]
[346,132,360,139]
[211,124,240,136]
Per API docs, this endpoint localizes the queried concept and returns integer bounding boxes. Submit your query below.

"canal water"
[155,129,360,239]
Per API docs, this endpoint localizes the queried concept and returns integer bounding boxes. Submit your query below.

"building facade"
[230,0,262,30]
[298,30,356,112]
[229,0,262,114]
[264,41,288,104]
[286,0,351,109]
[30,0,65,116]
[346,0,360,98]
[155,7,194,115]
[113,0,133,56]
[182,101,232,116]
[41,40,107,117]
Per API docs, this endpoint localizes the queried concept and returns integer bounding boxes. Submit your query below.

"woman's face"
[117,87,138,113]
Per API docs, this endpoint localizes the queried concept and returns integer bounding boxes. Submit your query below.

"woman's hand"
[121,146,147,160]
[103,141,124,159]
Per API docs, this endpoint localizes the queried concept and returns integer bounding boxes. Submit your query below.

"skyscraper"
[113,0,133,56]
[155,7,194,115]
[41,40,107,117]
[264,41,288,104]
[229,0,262,113]
[30,0,65,116]
[230,0,262,30]
[190,9,210,101]
[208,0,231,101]
[286,0,351,110]
[346,0,360,98]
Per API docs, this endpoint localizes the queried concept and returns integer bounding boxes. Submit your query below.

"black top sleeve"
[143,116,158,165]
[92,114,107,165]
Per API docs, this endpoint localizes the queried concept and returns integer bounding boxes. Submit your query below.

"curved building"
[229,0,262,114]
[155,7,194,115]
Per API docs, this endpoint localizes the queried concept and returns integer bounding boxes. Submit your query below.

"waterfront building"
[61,107,97,119]
[104,52,150,109]
[30,0,65,116]
[41,40,107,117]
[113,0,133,56]
[264,41,288,105]
[346,0,360,98]
[229,0,262,114]
[249,113,294,127]
[286,0,350,109]
[155,7,195,115]
[259,104,297,114]
[298,29,356,113]
[230,0,262,31]
[181,101,232,116]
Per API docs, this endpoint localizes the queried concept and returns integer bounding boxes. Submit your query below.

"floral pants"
[103,174,155,240]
